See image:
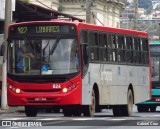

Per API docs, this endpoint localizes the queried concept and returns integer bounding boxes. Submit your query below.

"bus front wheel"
[150,106,157,112]
[83,90,95,117]
[53,108,60,113]
[63,108,72,117]
[25,106,37,117]
[45,108,53,113]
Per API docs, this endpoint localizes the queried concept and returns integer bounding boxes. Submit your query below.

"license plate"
[35,98,46,101]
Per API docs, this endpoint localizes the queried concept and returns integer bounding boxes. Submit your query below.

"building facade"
[29,0,126,28]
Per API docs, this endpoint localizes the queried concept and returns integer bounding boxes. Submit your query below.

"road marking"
[42,120,68,126]
[37,118,62,121]
[2,118,26,120]
[107,118,127,121]
[153,115,160,117]
[73,118,94,121]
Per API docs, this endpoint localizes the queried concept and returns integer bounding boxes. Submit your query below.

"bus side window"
[108,34,117,62]
[99,33,108,62]
[88,31,99,62]
[126,36,133,64]
[117,35,125,63]
[141,38,149,65]
[134,37,142,64]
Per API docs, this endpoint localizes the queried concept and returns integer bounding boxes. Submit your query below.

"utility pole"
[86,0,92,23]
[1,0,12,109]
[133,0,139,30]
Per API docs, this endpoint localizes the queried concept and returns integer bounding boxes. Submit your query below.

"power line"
[92,12,104,26]
[130,0,160,30]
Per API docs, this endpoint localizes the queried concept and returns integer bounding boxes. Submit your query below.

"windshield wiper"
[43,40,50,52]
[42,38,60,59]
[49,38,60,55]
[24,37,34,53]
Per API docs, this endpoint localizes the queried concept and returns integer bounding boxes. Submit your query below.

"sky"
[127,0,133,2]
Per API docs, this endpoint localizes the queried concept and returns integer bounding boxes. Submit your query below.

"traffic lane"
[1,107,160,128]
[41,119,160,126]
[1,108,160,119]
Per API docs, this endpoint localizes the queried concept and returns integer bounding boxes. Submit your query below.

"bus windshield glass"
[151,56,160,81]
[8,38,80,75]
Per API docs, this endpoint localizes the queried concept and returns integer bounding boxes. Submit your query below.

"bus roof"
[9,20,148,37]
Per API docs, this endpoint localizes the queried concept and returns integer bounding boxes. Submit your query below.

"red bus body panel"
[7,75,82,106]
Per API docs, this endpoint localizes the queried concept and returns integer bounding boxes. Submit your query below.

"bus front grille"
[22,89,61,92]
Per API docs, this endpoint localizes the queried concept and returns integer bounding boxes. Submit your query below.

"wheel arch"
[93,83,100,105]
[128,83,134,104]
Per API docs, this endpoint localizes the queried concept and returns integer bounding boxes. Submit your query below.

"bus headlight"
[62,83,78,93]
[8,85,21,93]
[62,88,68,93]
[16,88,21,94]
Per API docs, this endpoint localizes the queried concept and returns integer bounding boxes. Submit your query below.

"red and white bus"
[7,20,151,117]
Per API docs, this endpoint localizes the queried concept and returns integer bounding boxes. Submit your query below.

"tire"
[53,108,60,113]
[124,89,133,116]
[72,108,82,116]
[113,89,133,117]
[95,106,102,113]
[83,90,95,117]
[150,106,156,112]
[45,108,53,113]
[112,106,122,117]
[25,106,37,117]
[137,105,149,112]
[63,108,72,117]
[137,105,143,112]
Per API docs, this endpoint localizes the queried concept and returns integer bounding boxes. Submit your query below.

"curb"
[0,107,25,114]
[0,109,15,114]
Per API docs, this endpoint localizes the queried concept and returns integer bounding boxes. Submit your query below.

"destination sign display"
[9,24,77,35]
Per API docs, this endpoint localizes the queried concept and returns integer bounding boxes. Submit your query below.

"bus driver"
[17,44,35,73]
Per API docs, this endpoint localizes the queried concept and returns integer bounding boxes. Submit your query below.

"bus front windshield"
[8,38,80,75]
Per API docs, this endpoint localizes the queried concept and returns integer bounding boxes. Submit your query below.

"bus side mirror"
[81,43,89,65]
[0,43,4,56]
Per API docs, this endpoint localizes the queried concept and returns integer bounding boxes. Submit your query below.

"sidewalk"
[0,106,25,114]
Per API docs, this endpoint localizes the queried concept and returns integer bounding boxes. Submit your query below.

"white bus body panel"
[82,63,150,105]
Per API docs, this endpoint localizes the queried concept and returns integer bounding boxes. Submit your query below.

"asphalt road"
[0,106,160,128]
